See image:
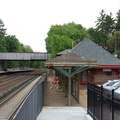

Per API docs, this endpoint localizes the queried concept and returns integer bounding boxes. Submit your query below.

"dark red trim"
[91,65,120,69]
[80,81,88,85]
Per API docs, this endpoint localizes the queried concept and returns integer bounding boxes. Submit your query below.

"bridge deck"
[0,52,50,61]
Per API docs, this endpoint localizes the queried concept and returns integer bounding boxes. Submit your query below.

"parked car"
[104,81,120,89]
[103,81,120,97]
[102,80,119,87]
[98,79,119,87]
[114,87,120,101]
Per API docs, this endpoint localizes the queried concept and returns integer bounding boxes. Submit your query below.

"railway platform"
[37,106,92,120]
[0,71,92,120]
[40,76,92,120]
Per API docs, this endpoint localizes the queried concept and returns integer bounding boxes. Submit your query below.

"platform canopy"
[45,52,98,76]
[45,52,98,105]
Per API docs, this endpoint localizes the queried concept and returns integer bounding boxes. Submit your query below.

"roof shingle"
[71,38,120,65]
[45,51,98,67]
[53,52,89,61]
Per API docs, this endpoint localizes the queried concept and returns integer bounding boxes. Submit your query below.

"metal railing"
[11,74,46,120]
[87,83,120,120]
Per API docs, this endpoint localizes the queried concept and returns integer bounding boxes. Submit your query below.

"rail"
[0,71,46,106]
[87,82,120,120]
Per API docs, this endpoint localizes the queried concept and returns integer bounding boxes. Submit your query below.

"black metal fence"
[11,74,46,120]
[87,83,120,120]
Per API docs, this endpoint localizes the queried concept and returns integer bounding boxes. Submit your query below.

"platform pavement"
[37,106,93,120]
[41,75,93,120]
[44,76,79,106]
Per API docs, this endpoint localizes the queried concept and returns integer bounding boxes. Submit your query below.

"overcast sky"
[0,0,120,52]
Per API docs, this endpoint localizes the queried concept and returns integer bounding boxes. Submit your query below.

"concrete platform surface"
[37,107,93,120]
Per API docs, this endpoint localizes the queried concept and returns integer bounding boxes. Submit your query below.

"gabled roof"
[71,38,120,65]
[53,51,89,61]
[45,52,98,67]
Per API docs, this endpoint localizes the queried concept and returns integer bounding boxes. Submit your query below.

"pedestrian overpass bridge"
[0,52,50,61]
[0,52,50,71]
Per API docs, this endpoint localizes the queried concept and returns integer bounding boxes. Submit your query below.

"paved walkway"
[40,75,93,120]
[79,85,87,109]
[44,76,78,106]
[44,76,87,108]
[37,107,92,120]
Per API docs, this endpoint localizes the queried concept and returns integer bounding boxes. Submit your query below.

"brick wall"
[94,69,118,84]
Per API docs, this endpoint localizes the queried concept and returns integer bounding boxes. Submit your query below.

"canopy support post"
[68,68,71,105]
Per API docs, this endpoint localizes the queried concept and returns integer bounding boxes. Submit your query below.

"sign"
[103,69,111,72]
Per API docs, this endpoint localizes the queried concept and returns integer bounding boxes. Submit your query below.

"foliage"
[46,34,72,58]
[0,19,6,35]
[1,7,120,68]
[116,9,120,31]
[21,44,33,52]
[95,10,115,47]
[87,27,99,44]
[0,18,45,69]
[114,51,120,58]
[114,31,120,51]
[107,31,120,54]
[45,22,89,58]
[46,9,119,57]
[30,61,45,68]
[19,44,34,68]
[0,34,7,51]
[105,13,115,35]
[5,35,22,52]
[88,9,117,54]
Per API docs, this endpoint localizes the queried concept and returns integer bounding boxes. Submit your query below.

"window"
[81,70,93,82]
[88,70,92,82]
[106,72,112,76]
[82,71,87,81]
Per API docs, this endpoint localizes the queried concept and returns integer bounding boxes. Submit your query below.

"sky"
[0,0,120,52]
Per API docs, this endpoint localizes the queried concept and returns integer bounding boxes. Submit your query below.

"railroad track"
[0,70,47,106]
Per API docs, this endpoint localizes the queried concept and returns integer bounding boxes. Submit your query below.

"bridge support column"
[0,61,7,71]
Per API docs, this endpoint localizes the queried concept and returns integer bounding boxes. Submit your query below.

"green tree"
[105,13,115,36]
[21,44,33,52]
[5,35,22,52]
[87,27,99,43]
[96,10,115,46]
[0,19,6,35]
[116,9,120,31]
[19,44,33,68]
[47,34,72,58]
[0,34,7,51]
[0,19,43,69]
[114,31,120,52]
[30,61,45,69]
[5,35,27,68]
[96,10,106,31]
[108,31,120,57]
[90,9,115,53]
[47,22,89,41]
[107,31,120,52]
[45,22,89,58]
[89,10,107,47]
